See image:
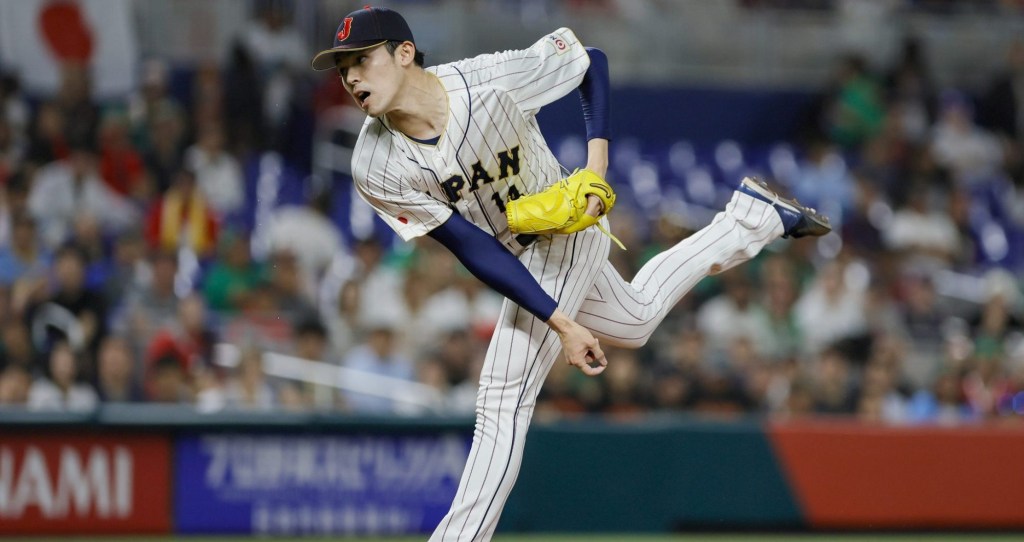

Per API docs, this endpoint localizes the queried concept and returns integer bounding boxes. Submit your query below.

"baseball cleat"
[738,177,831,238]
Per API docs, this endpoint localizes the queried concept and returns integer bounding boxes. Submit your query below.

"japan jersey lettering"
[352,28,590,253]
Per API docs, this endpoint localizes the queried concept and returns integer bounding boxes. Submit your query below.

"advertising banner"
[175,433,471,535]
[769,420,1024,528]
[0,433,171,534]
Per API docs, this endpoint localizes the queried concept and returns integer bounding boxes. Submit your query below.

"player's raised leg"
[575,178,829,347]
[431,227,611,542]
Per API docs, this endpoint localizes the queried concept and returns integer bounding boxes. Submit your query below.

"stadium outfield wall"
[0,407,1022,536]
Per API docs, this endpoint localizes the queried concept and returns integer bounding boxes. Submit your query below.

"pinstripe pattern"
[575,191,783,349]
[433,225,610,542]
[432,192,783,541]
[343,23,789,542]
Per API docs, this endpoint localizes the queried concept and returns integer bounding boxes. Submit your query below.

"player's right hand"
[546,309,607,376]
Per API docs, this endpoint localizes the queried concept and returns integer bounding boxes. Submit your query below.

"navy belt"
[516,234,537,247]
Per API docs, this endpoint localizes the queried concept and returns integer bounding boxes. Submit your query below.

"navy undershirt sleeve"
[427,213,558,322]
[579,47,612,142]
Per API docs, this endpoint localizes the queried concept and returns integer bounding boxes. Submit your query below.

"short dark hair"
[294,317,327,339]
[386,40,424,67]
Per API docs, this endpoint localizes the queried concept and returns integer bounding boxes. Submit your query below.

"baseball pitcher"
[311,6,829,540]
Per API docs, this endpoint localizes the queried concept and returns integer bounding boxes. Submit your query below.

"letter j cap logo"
[336,17,353,42]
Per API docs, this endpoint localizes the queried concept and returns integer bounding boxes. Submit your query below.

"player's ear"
[398,41,416,67]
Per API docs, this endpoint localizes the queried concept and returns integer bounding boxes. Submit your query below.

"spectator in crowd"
[144,293,216,379]
[53,63,99,150]
[347,237,406,332]
[896,270,950,387]
[794,259,868,355]
[0,213,49,287]
[535,359,590,417]
[103,231,151,308]
[95,335,143,402]
[68,213,111,288]
[759,255,803,361]
[996,348,1024,417]
[601,348,647,418]
[222,347,275,410]
[907,370,973,424]
[689,335,759,415]
[978,39,1024,140]
[341,319,416,414]
[98,109,149,202]
[0,115,23,186]
[276,381,310,411]
[0,173,31,248]
[419,328,481,414]
[146,354,191,403]
[811,345,858,414]
[294,317,332,363]
[857,358,909,423]
[142,102,187,194]
[27,339,98,411]
[115,250,180,353]
[28,140,138,249]
[129,59,184,155]
[422,266,503,343]
[203,230,263,312]
[0,363,31,405]
[291,317,334,407]
[790,138,856,226]
[266,249,317,324]
[191,60,225,137]
[265,187,345,299]
[221,279,294,354]
[883,35,937,145]
[145,167,219,258]
[184,122,244,217]
[24,102,69,171]
[696,269,774,361]
[929,89,1004,185]
[237,0,308,152]
[323,279,360,360]
[824,54,885,149]
[840,172,889,257]
[0,320,34,372]
[969,268,1023,353]
[27,243,108,370]
[883,184,960,266]
[962,353,1009,418]
[0,74,28,157]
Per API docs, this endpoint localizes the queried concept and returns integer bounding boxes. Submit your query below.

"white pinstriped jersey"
[351,28,590,254]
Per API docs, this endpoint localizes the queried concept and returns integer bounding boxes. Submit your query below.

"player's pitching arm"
[427,211,607,376]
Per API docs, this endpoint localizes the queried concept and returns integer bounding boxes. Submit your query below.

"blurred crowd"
[0,2,1023,425]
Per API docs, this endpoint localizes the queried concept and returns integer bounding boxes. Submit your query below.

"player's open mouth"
[356,91,371,107]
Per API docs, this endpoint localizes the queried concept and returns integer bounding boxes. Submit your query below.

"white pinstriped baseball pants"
[430,190,784,541]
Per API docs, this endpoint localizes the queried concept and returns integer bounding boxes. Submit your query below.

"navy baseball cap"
[310,6,415,71]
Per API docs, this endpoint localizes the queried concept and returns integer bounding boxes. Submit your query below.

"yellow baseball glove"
[506,169,625,249]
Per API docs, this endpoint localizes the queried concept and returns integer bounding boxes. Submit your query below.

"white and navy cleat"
[737,177,831,239]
